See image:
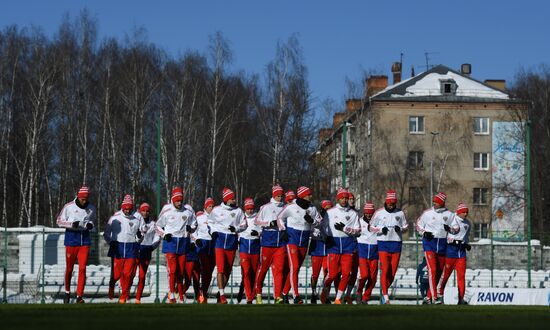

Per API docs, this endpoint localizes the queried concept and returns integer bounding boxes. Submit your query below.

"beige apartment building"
[312,64,529,240]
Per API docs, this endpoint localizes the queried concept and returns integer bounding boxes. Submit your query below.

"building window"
[407,151,424,169]
[474,153,490,170]
[440,79,457,95]
[409,116,424,134]
[474,117,490,135]
[408,186,424,204]
[473,188,489,205]
[474,223,488,240]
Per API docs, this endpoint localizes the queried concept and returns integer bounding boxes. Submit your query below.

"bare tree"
[204,31,234,196]
[256,34,312,186]
[0,26,23,226]
[509,66,548,236]
[14,29,58,226]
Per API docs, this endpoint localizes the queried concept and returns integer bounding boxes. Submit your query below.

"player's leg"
[63,246,78,302]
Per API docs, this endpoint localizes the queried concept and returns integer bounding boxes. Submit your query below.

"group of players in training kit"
[56,184,471,305]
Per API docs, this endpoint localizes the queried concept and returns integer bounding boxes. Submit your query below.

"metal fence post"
[305,257,309,302]
[41,227,45,304]
[267,270,271,304]
[415,232,419,305]
[490,232,494,288]
[229,269,234,304]
[526,120,532,288]
[154,117,162,304]
[3,225,8,303]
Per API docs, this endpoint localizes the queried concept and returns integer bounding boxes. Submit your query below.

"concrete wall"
[400,240,549,270]
[2,231,548,274]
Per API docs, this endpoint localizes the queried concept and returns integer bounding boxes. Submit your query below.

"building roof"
[372,64,511,102]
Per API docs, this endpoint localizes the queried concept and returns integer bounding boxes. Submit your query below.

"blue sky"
[1,0,548,113]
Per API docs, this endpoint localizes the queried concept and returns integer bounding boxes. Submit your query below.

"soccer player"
[103,195,142,304]
[285,190,296,204]
[239,198,261,304]
[343,191,359,304]
[182,239,201,302]
[159,187,194,215]
[194,198,216,303]
[320,188,361,305]
[254,185,286,304]
[210,187,246,304]
[309,199,331,304]
[370,190,408,304]
[439,203,470,305]
[156,188,197,303]
[416,192,454,304]
[277,186,322,304]
[56,186,96,304]
[133,202,160,304]
[355,202,378,304]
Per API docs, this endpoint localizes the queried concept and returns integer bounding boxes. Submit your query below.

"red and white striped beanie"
[433,192,447,205]
[456,202,469,214]
[244,197,255,210]
[385,190,397,203]
[222,187,235,203]
[285,190,296,202]
[171,187,184,202]
[297,186,312,199]
[321,200,332,209]
[121,194,134,209]
[363,201,375,214]
[336,187,349,200]
[139,202,151,212]
[204,197,215,209]
[272,185,284,197]
[77,186,89,198]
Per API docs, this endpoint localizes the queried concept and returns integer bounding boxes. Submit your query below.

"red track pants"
[114,257,136,301]
[64,246,90,297]
[255,246,286,298]
[378,251,401,296]
[347,251,359,292]
[165,253,187,297]
[199,252,216,296]
[182,260,201,299]
[240,252,260,301]
[439,257,466,300]
[357,258,378,301]
[286,244,308,298]
[424,251,446,300]
[215,248,236,275]
[134,258,150,301]
[310,255,328,283]
[324,253,353,292]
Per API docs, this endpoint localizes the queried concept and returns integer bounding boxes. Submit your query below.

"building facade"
[313,64,529,240]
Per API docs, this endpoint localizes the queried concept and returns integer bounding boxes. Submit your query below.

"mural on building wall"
[491,122,525,241]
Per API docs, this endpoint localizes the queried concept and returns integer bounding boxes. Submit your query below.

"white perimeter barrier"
[444,286,550,305]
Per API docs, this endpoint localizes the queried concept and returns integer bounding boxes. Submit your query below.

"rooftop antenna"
[422,51,439,71]
[424,52,430,70]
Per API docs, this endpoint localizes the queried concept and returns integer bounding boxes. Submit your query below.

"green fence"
[1,227,549,304]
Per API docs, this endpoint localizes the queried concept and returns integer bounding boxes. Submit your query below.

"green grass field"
[1,304,549,330]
